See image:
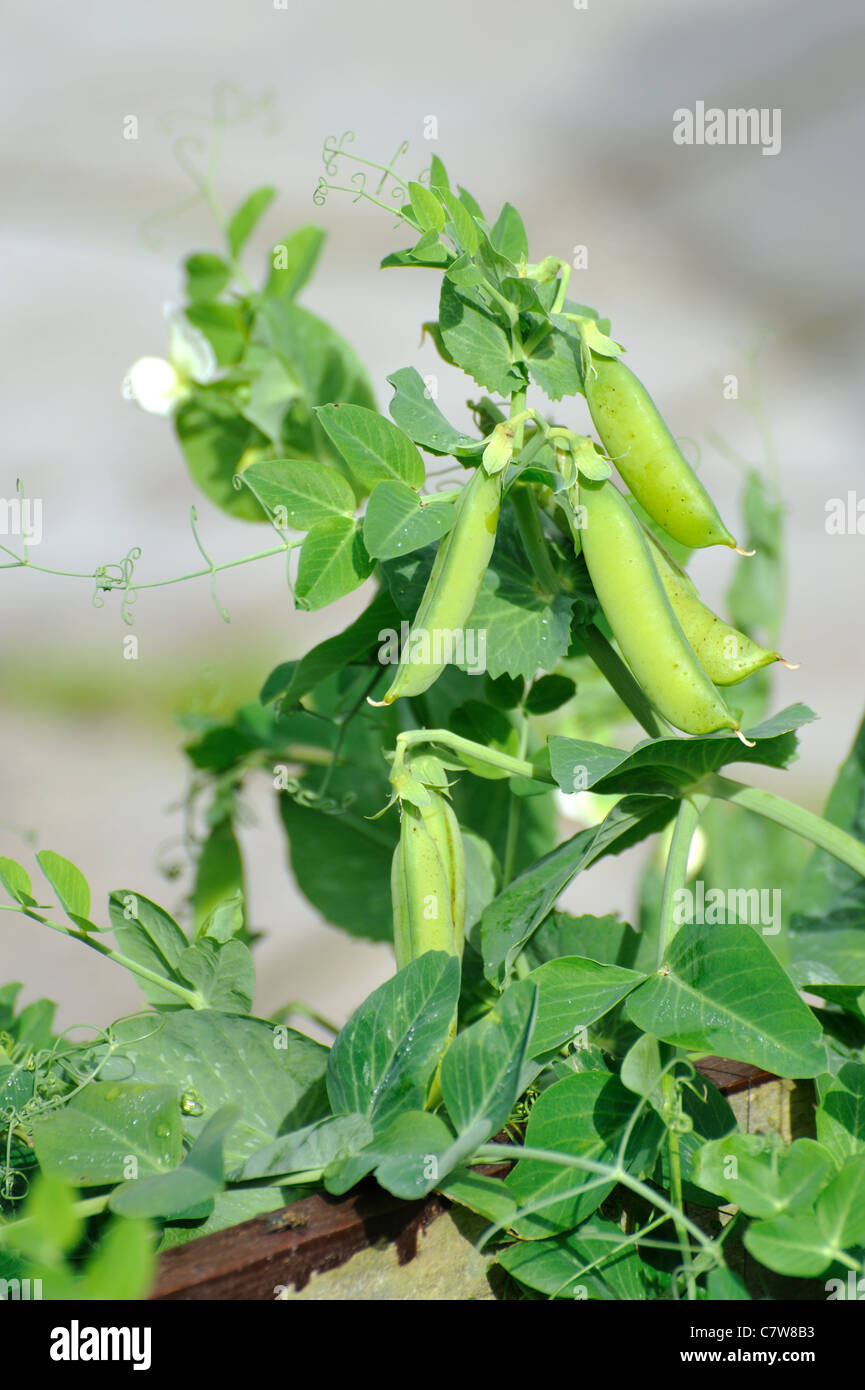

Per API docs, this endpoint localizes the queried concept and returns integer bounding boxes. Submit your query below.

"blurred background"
[2,0,863,1032]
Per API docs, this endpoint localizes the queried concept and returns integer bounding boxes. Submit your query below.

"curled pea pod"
[391,788,466,971]
[642,525,793,686]
[584,352,738,550]
[378,465,503,705]
[580,478,751,741]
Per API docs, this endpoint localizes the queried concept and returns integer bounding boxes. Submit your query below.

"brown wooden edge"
[150,1060,778,1300]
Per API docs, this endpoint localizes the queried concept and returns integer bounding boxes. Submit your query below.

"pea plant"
[4,137,865,1303]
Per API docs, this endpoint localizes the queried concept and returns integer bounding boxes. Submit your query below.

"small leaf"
[36,850,90,924]
[109,1105,240,1220]
[315,403,424,492]
[227,185,276,260]
[265,224,326,300]
[295,516,373,610]
[0,856,36,906]
[363,480,455,560]
[525,675,576,716]
[241,458,356,530]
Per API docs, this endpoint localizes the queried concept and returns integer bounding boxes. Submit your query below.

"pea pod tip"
[733,545,757,557]
[734,727,757,748]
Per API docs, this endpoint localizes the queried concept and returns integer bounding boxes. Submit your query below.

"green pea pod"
[584,353,738,550]
[379,465,503,704]
[391,789,466,971]
[642,525,791,686]
[580,478,750,740]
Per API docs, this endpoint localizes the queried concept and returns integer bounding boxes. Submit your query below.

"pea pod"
[391,789,466,971]
[642,525,788,685]
[580,478,747,738]
[584,352,737,550]
[380,465,502,704]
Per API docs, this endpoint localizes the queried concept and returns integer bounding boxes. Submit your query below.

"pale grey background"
[2,0,863,1032]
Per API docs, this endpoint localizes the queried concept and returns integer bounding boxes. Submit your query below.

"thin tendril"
[189,507,230,623]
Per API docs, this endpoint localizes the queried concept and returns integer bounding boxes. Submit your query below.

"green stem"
[1,542,301,591]
[394,729,554,785]
[502,716,530,888]
[574,623,664,739]
[706,776,865,879]
[471,1143,719,1258]
[511,485,560,598]
[657,795,708,967]
[662,1070,697,1300]
[0,1194,110,1244]
[1,907,203,1008]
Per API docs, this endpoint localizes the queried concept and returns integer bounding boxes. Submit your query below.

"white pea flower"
[122,304,218,415]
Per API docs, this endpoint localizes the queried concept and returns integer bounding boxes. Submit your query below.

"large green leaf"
[548,705,816,799]
[817,1063,865,1164]
[294,516,373,610]
[744,1155,865,1277]
[692,1135,835,1219]
[326,952,460,1129]
[505,1071,662,1237]
[32,1083,182,1185]
[315,403,424,492]
[362,481,455,560]
[437,277,524,397]
[112,1011,329,1167]
[109,1105,239,1220]
[526,957,644,1056]
[386,367,481,457]
[260,588,402,709]
[498,1217,667,1300]
[441,978,538,1147]
[625,922,825,1077]
[480,795,679,984]
[240,458,356,530]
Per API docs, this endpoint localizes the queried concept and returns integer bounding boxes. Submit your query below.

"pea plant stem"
[661,1069,697,1300]
[511,484,560,599]
[706,776,865,879]
[394,728,554,785]
[657,794,709,967]
[0,906,203,1009]
[573,623,664,739]
[502,714,530,888]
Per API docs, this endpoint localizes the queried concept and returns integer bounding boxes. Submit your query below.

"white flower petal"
[167,310,218,383]
[122,356,189,416]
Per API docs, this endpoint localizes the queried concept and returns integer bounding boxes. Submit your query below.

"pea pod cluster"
[579,478,747,738]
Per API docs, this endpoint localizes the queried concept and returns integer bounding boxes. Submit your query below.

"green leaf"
[817,1063,865,1164]
[227,185,277,260]
[816,1155,865,1248]
[529,958,644,1057]
[463,507,575,681]
[264,224,326,299]
[692,1135,836,1219]
[112,1011,329,1167]
[175,395,270,520]
[441,978,538,1147]
[548,704,817,798]
[279,764,396,942]
[506,1072,662,1236]
[241,458,356,530]
[36,850,90,927]
[177,939,254,1014]
[481,796,679,983]
[32,1083,183,1185]
[428,155,450,190]
[498,1217,667,1300]
[524,911,639,970]
[408,181,445,232]
[0,856,36,906]
[625,922,825,1077]
[193,818,245,935]
[261,589,401,708]
[490,203,529,264]
[386,367,481,457]
[438,278,523,397]
[326,952,460,1128]
[365,1111,457,1199]
[233,1113,373,1180]
[438,1169,517,1225]
[237,357,299,442]
[743,1212,839,1278]
[185,302,246,365]
[526,316,585,402]
[109,1104,239,1220]
[787,930,865,993]
[706,1267,752,1300]
[791,708,865,935]
[184,252,232,303]
[82,1218,156,1301]
[315,403,424,491]
[439,189,480,254]
[525,675,576,716]
[5,1177,83,1265]
[362,480,455,560]
[295,516,373,610]
[108,891,189,1008]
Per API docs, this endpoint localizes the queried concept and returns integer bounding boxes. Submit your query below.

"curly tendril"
[91,547,141,626]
